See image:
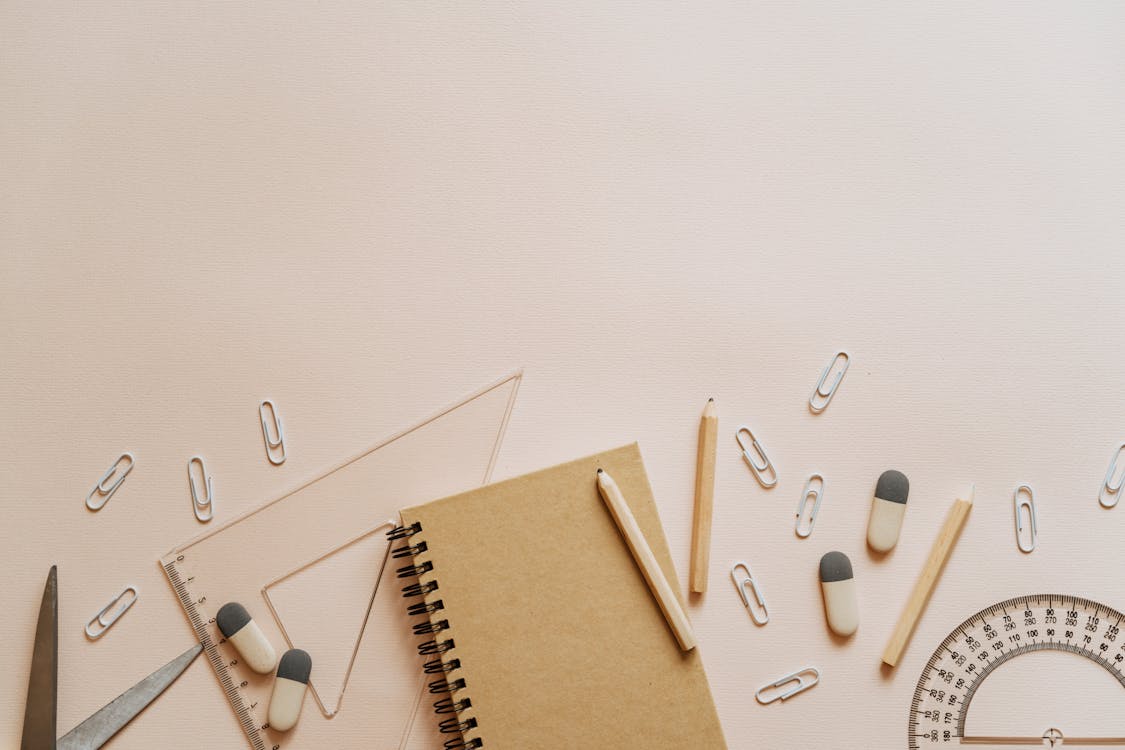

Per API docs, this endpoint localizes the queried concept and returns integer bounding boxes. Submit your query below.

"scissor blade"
[56,644,202,750]
[22,565,58,750]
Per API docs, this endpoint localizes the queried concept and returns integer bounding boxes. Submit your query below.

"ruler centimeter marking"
[163,557,274,750]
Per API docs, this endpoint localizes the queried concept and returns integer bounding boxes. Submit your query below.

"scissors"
[20,566,202,750]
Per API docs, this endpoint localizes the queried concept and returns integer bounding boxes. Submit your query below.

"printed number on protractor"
[162,554,282,750]
[909,595,1125,748]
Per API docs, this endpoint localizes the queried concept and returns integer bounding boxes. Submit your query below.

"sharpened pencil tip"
[708,397,714,402]
[597,468,604,474]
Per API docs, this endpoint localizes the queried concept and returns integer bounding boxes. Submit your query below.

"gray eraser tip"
[277,649,312,683]
[819,551,853,582]
[216,602,252,638]
[875,470,910,504]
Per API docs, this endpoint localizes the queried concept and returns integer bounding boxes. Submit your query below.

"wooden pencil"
[597,468,697,651]
[881,486,974,667]
[690,398,718,593]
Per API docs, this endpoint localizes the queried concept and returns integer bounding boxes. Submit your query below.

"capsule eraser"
[867,470,910,553]
[819,551,858,637]
[216,602,277,675]
[268,649,312,732]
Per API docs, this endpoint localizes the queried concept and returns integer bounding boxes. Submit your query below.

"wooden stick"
[597,468,697,651]
[690,398,718,593]
[881,487,974,667]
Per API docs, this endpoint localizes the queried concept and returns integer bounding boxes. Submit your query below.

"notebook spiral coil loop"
[389,522,482,748]
[414,618,450,636]
[388,521,422,540]
[396,559,433,578]
[424,657,460,674]
[407,599,445,616]
[402,580,439,598]
[434,697,472,714]
[429,677,466,694]
[440,716,478,734]
[392,540,428,558]
[418,639,456,655]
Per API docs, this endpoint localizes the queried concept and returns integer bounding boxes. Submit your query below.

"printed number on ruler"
[163,553,280,750]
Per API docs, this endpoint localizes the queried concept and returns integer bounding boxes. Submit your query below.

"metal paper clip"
[188,456,214,523]
[85,586,138,639]
[809,352,849,414]
[795,474,824,538]
[1014,484,1037,553]
[736,426,777,488]
[85,453,135,511]
[730,562,769,625]
[260,399,286,465]
[1099,443,1125,508]
[755,666,820,705]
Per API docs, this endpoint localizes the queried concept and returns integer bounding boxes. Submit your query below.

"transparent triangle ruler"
[161,372,521,750]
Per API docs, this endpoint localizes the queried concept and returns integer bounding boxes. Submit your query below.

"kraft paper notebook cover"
[390,443,728,749]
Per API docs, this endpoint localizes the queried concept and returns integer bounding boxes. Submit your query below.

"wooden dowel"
[881,487,974,667]
[597,468,697,651]
[690,398,718,594]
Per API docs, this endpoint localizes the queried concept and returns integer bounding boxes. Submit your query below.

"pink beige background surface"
[3,3,1125,748]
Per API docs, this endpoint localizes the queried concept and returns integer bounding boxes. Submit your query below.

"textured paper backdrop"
[3,2,1125,748]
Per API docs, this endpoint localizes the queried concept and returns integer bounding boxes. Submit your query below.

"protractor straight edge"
[162,555,273,750]
[909,594,1125,748]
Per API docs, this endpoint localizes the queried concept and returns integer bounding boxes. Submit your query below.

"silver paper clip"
[85,586,138,640]
[730,562,769,625]
[756,666,820,704]
[736,426,777,488]
[260,399,286,465]
[1099,443,1125,508]
[795,474,824,538]
[188,456,214,523]
[85,453,135,511]
[1014,485,1037,553]
[809,352,849,414]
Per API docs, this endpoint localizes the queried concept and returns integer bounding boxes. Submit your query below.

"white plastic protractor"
[909,594,1125,748]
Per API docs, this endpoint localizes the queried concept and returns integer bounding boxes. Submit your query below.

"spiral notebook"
[389,443,728,749]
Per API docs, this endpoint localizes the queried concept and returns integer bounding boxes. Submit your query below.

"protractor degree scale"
[910,595,1125,748]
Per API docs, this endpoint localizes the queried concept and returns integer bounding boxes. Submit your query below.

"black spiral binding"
[389,523,484,750]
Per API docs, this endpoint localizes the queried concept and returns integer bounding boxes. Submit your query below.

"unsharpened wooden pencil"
[690,398,718,593]
[596,468,697,651]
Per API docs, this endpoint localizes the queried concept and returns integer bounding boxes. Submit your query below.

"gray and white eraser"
[216,602,277,674]
[868,470,910,552]
[819,550,853,583]
[277,648,312,684]
[216,602,252,638]
[819,551,858,637]
[269,649,312,732]
[875,470,910,504]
